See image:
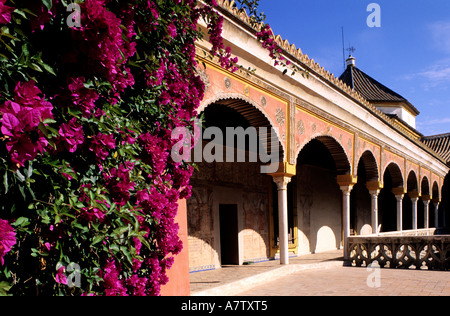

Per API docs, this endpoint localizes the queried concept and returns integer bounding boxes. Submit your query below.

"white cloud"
[416,64,450,88]
[402,59,450,90]
[429,21,450,53]
[416,117,450,136]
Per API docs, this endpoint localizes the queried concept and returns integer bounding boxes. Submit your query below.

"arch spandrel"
[431,173,441,195]
[355,138,381,179]
[406,170,419,193]
[432,181,440,201]
[384,162,405,189]
[198,63,288,163]
[294,107,354,174]
[421,175,431,197]
[295,134,352,176]
[357,150,380,182]
[405,161,420,187]
[382,150,406,187]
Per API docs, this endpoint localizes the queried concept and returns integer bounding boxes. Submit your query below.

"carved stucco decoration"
[275,108,285,126]
[198,68,211,92]
[224,76,232,90]
[297,120,305,135]
[260,96,267,108]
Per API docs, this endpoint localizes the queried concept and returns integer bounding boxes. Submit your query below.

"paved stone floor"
[238,266,450,296]
[189,250,450,296]
[190,251,344,295]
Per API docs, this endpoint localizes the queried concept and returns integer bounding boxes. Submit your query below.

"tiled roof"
[339,65,420,115]
[422,133,450,165]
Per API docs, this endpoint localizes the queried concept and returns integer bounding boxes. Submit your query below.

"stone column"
[392,188,405,232]
[367,181,383,235]
[337,175,357,262]
[340,185,353,260]
[423,198,431,229]
[369,190,380,234]
[434,200,440,228]
[409,192,419,230]
[395,195,404,232]
[273,176,292,265]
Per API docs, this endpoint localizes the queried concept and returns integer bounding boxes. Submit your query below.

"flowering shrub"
[0,0,243,296]
[0,0,288,296]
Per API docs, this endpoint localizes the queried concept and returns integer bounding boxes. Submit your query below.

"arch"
[199,94,286,162]
[421,176,430,196]
[384,163,404,188]
[295,135,344,253]
[351,150,378,235]
[296,135,351,175]
[357,150,379,182]
[432,181,440,201]
[406,170,419,193]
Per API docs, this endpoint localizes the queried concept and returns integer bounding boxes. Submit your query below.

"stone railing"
[347,234,450,271]
[368,228,436,237]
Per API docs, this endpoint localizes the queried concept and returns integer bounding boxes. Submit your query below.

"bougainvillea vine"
[0,0,287,296]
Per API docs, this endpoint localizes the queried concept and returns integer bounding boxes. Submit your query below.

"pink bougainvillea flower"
[167,23,177,39]
[57,118,85,153]
[80,207,106,223]
[55,266,68,285]
[103,162,136,206]
[67,0,136,96]
[138,132,169,176]
[66,77,99,117]
[0,219,16,266]
[126,274,147,296]
[101,259,128,296]
[0,81,53,168]
[0,0,14,25]
[88,132,116,161]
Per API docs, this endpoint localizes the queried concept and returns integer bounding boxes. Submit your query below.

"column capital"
[408,190,421,199]
[337,174,357,187]
[269,162,296,178]
[366,181,383,192]
[272,176,292,190]
[392,187,406,196]
[422,194,431,201]
[340,185,353,195]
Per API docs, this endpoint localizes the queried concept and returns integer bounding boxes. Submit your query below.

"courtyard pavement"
[189,250,450,296]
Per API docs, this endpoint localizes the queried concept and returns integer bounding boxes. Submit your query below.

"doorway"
[219,204,239,265]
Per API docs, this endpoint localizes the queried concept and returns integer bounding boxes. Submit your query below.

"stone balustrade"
[347,233,450,271]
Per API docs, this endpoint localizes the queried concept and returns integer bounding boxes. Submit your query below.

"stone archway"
[404,171,419,230]
[351,150,380,235]
[379,163,404,232]
[418,176,431,229]
[295,135,351,254]
[187,97,284,271]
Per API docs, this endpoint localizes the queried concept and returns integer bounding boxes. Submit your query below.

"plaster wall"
[187,160,271,271]
[296,165,342,255]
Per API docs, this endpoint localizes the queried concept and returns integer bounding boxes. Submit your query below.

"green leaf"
[91,235,104,247]
[3,172,8,194]
[0,281,12,296]
[38,60,56,76]
[13,217,30,227]
[41,0,53,11]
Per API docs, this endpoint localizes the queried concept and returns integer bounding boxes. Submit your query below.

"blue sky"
[257,0,450,136]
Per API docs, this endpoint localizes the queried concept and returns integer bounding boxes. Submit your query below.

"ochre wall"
[160,199,191,296]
